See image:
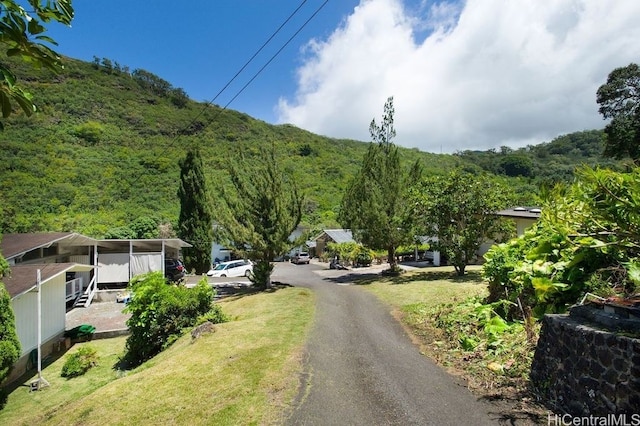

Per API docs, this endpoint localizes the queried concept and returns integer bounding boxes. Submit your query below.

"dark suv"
[165,258,186,282]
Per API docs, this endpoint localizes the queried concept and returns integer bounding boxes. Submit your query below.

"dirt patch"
[391,308,549,425]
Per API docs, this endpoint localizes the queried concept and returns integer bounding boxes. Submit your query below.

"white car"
[207,260,253,278]
[291,252,310,264]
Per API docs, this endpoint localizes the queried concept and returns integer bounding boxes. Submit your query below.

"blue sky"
[44,1,640,153]
[46,0,365,126]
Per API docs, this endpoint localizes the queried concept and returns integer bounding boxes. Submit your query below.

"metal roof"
[2,263,95,299]
[1,233,98,261]
[315,229,355,244]
[97,238,192,250]
[495,207,542,219]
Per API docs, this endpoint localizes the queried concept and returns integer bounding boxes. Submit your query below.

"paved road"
[273,261,498,426]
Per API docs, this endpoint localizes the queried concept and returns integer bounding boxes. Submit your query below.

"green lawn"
[361,265,488,310]
[0,286,315,425]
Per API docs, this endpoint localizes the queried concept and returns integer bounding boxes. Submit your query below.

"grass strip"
[0,286,314,425]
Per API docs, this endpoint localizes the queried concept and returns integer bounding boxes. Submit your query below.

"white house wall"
[11,275,66,356]
[516,218,536,236]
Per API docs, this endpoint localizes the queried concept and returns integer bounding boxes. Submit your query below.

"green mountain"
[0,55,619,237]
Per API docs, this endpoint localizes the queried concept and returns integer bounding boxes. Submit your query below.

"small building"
[2,232,99,306]
[313,229,355,256]
[2,262,94,384]
[495,207,542,236]
[0,232,191,384]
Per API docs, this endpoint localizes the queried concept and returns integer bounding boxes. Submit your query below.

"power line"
[175,0,330,142]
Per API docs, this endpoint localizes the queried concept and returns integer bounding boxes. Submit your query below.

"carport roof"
[97,238,192,251]
[1,232,98,261]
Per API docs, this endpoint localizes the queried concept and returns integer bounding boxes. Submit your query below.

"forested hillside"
[0,54,619,237]
[455,129,623,184]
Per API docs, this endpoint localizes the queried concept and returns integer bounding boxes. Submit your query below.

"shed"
[313,229,355,256]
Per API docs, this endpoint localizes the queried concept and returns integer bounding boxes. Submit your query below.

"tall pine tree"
[177,148,213,275]
[216,146,302,289]
[339,97,420,273]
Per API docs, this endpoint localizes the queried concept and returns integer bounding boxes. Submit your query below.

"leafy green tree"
[132,68,172,97]
[0,0,74,128]
[339,97,420,272]
[130,216,159,239]
[412,171,513,276]
[169,88,189,108]
[498,154,533,177]
[177,148,213,274]
[597,63,640,162]
[0,248,20,384]
[103,216,159,239]
[216,147,303,289]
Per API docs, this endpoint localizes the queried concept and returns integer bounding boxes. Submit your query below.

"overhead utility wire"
[198,0,330,133]
[177,0,312,136]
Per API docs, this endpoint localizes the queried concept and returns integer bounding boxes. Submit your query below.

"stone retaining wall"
[530,313,640,415]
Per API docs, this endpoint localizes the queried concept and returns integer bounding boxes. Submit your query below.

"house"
[0,232,191,384]
[2,233,192,299]
[313,229,355,257]
[2,232,99,306]
[313,229,441,265]
[495,207,542,236]
[0,232,98,384]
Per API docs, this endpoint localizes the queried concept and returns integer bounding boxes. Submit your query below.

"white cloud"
[276,0,640,153]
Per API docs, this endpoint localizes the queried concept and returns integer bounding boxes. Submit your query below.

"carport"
[96,238,191,286]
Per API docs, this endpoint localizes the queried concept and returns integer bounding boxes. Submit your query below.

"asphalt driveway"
[274,261,498,425]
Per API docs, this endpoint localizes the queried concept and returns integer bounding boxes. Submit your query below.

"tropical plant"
[483,166,640,319]
[0,0,74,128]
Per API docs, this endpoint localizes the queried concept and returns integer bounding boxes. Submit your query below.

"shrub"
[426,297,538,385]
[123,273,217,366]
[72,121,104,144]
[249,260,273,290]
[61,346,99,378]
[196,304,230,325]
[0,279,20,383]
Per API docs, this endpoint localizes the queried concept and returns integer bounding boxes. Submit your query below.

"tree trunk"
[387,245,397,270]
[455,264,466,276]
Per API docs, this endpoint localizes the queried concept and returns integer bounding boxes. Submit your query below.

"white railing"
[83,276,97,307]
[65,278,84,302]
